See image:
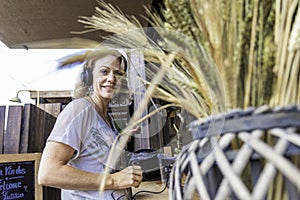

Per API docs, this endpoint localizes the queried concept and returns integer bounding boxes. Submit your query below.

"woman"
[38,46,143,200]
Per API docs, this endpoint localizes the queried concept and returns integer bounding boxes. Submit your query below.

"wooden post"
[0,106,5,154]
[4,106,23,154]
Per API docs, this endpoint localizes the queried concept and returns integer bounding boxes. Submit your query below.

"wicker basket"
[169,105,300,200]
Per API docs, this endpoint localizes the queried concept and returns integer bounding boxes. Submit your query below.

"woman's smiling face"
[92,54,126,100]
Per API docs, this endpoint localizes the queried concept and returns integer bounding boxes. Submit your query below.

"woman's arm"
[38,141,142,190]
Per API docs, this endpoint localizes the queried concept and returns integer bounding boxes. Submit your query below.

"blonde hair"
[72,46,127,99]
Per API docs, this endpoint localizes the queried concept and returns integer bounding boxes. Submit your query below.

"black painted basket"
[169,105,300,200]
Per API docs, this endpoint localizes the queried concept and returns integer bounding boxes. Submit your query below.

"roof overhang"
[0,0,154,49]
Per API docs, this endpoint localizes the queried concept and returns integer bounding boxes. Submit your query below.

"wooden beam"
[30,90,72,104]
[30,90,72,99]
[0,106,5,154]
[4,106,23,154]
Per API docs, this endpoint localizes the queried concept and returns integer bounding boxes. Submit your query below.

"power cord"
[111,180,169,200]
[132,181,168,199]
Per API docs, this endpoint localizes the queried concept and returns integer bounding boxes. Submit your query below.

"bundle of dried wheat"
[62,0,300,198]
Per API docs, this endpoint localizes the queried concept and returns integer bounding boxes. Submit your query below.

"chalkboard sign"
[0,153,42,200]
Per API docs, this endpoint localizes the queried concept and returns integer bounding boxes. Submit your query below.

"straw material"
[54,1,300,198]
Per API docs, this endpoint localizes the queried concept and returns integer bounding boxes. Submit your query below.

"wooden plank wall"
[0,106,5,154]
[4,105,23,154]
[0,103,61,200]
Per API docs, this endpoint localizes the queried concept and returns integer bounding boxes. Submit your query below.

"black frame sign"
[0,153,42,200]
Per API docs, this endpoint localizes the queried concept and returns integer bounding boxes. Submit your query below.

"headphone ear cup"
[121,55,127,72]
[80,68,93,86]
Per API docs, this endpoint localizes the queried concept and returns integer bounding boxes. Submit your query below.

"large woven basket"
[169,105,300,200]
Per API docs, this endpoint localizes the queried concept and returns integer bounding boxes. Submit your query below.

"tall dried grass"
[68,0,300,197]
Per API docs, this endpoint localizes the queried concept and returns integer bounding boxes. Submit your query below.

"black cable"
[117,194,126,200]
[111,179,169,200]
[132,181,168,200]
[111,190,117,200]
[111,190,126,200]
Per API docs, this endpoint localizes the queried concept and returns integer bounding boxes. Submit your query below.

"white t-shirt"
[47,98,126,200]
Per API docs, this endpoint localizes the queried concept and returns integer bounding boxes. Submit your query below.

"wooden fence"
[0,103,61,200]
[0,100,182,200]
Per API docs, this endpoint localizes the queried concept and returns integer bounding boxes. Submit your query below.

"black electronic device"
[80,66,93,86]
[127,150,176,183]
[127,150,161,181]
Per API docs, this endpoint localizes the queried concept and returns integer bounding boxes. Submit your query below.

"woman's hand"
[110,165,143,189]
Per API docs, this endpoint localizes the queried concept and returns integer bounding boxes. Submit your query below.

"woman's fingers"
[114,165,143,188]
[127,165,143,187]
[133,165,142,174]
